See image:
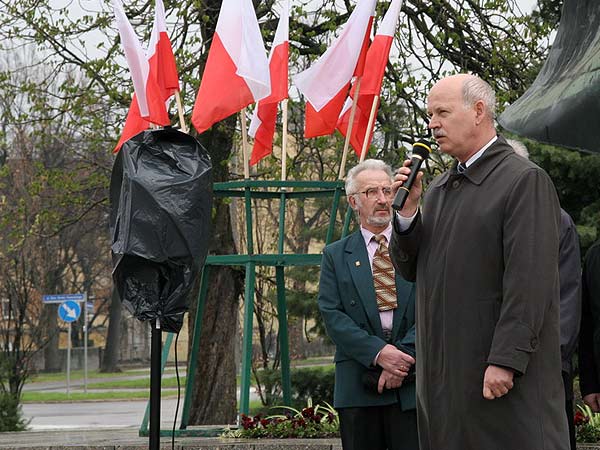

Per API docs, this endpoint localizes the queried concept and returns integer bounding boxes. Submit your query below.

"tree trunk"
[187,264,243,424]
[100,288,122,373]
[42,305,61,372]
[287,317,306,360]
[187,116,244,424]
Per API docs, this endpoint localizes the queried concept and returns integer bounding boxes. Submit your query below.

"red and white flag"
[192,0,270,135]
[114,0,180,153]
[112,0,170,127]
[247,0,289,166]
[293,0,377,139]
[337,0,404,156]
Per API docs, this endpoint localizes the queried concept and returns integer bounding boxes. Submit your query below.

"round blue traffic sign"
[58,300,81,323]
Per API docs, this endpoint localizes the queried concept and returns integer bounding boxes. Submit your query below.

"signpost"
[44,293,91,395]
[84,299,94,394]
[58,300,81,397]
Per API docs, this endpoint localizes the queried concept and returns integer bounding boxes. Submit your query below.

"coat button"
[350,300,356,306]
[530,337,538,348]
[452,180,461,189]
[397,251,409,262]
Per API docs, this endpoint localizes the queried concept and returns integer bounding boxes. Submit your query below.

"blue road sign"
[43,293,86,304]
[58,301,81,323]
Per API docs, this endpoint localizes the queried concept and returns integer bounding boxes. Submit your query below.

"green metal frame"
[140,180,353,437]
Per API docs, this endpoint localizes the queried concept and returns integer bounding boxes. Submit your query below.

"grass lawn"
[86,376,186,389]
[21,390,179,403]
[28,366,181,383]
[23,359,334,404]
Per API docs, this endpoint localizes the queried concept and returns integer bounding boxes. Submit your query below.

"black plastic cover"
[498,0,600,154]
[110,128,212,333]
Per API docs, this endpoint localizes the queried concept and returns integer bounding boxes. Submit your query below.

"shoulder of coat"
[324,231,360,253]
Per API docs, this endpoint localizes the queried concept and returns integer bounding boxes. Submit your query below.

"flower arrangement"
[222,401,339,439]
[576,404,600,443]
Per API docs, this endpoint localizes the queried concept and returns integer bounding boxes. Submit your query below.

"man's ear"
[474,100,486,125]
[348,194,357,210]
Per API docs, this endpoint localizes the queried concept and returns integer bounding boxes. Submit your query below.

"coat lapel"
[345,232,384,337]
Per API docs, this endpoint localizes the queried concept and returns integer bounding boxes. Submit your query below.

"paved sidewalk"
[0,427,342,449]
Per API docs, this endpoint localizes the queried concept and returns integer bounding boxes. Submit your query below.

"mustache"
[432,129,446,138]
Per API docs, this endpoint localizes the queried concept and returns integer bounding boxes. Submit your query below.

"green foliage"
[0,392,28,432]
[290,366,335,408]
[520,138,600,253]
[0,358,28,432]
[255,365,335,410]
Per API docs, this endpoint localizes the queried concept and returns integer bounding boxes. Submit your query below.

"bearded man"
[318,159,418,450]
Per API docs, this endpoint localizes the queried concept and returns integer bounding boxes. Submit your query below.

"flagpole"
[281,99,289,181]
[240,108,250,179]
[338,77,362,180]
[174,91,188,133]
[359,94,379,162]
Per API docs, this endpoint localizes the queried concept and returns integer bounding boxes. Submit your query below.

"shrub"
[255,365,335,410]
[0,393,28,432]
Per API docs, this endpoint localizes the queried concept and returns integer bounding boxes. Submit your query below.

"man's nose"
[376,190,389,202]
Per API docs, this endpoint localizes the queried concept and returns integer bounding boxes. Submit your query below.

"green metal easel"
[140,179,354,437]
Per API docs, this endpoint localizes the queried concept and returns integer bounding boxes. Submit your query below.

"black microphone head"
[412,140,432,160]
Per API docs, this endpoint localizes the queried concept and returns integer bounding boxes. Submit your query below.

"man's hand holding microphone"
[391,140,431,217]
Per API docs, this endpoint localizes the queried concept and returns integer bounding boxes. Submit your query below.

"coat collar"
[435,135,515,188]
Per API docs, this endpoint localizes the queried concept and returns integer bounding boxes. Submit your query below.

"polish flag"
[293,0,377,139]
[114,99,148,153]
[112,0,170,127]
[147,0,180,98]
[248,0,289,166]
[192,0,270,135]
[113,0,180,153]
[336,0,404,156]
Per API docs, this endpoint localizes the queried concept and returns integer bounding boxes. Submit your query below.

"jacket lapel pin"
[355,261,361,267]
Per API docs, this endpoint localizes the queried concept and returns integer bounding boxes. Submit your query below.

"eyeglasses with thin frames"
[352,186,394,200]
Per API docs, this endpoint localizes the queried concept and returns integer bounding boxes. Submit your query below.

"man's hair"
[463,76,496,121]
[507,139,529,160]
[345,159,393,196]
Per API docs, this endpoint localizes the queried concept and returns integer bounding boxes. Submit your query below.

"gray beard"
[366,213,391,227]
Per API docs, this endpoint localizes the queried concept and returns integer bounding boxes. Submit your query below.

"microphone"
[392,140,432,211]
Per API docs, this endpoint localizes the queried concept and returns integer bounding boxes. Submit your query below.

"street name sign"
[43,293,86,304]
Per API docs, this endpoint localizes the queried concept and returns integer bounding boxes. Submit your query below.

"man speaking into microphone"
[389,74,569,450]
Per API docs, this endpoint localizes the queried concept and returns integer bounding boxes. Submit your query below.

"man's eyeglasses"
[353,186,394,200]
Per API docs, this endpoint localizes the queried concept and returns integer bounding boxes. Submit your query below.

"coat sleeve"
[579,244,600,396]
[389,212,422,282]
[394,284,416,358]
[486,168,561,375]
[317,247,386,368]
[558,209,582,371]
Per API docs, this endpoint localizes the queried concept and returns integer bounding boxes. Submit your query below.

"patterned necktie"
[372,235,398,311]
[457,162,467,173]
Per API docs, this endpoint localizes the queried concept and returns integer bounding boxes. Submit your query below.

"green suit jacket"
[318,231,416,409]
